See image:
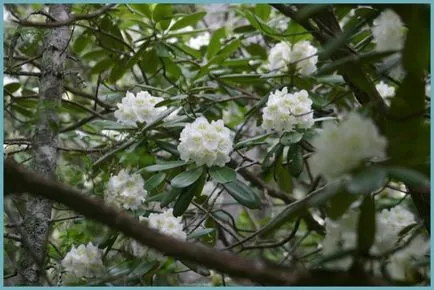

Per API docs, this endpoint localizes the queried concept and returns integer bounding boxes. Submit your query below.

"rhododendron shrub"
[4,3,430,286]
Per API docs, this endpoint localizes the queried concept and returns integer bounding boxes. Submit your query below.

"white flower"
[128,208,187,261]
[310,112,387,180]
[376,81,395,105]
[105,169,147,210]
[373,9,405,52]
[290,40,318,75]
[322,205,426,278]
[374,205,416,254]
[267,41,318,75]
[387,235,430,280]
[178,117,233,167]
[262,87,314,132]
[61,242,104,278]
[268,42,291,71]
[147,208,187,240]
[322,212,359,270]
[114,91,167,127]
[425,83,431,98]
[188,32,210,49]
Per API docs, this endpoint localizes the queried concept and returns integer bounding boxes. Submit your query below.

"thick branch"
[12,4,116,28]
[4,159,390,286]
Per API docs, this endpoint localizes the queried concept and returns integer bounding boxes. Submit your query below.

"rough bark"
[18,4,71,285]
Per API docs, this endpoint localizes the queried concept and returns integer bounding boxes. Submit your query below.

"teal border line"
[1,1,432,289]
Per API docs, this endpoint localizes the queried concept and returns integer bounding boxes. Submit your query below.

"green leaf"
[173,173,206,216]
[386,166,430,190]
[206,27,226,60]
[326,189,358,220]
[255,4,271,21]
[280,132,303,146]
[109,61,128,83]
[244,43,267,60]
[73,31,90,53]
[234,132,274,150]
[346,166,387,194]
[90,119,136,130]
[208,166,236,184]
[187,228,216,240]
[170,12,206,31]
[162,188,183,207]
[144,172,166,191]
[223,181,260,209]
[153,4,172,28]
[276,155,293,192]
[130,4,152,18]
[287,144,304,177]
[262,143,283,170]
[4,82,21,94]
[156,42,171,57]
[357,194,376,254]
[91,58,114,74]
[142,160,187,172]
[171,166,204,188]
[179,260,210,276]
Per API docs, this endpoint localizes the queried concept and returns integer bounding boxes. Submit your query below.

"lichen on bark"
[18,4,72,285]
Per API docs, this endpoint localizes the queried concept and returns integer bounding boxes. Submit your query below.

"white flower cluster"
[188,32,210,50]
[372,9,405,52]
[376,81,395,105]
[178,117,233,167]
[114,91,167,127]
[61,242,104,278]
[147,208,187,240]
[310,112,387,180]
[268,41,318,75]
[105,169,147,211]
[128,208,187,260]
[262,87,314,132]
[322,206,429,280]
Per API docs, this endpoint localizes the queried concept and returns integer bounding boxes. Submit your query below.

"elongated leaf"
[223,181,260,209]
[179,260,210,276]
[208,166,236,184]
[287,144,303,177]
[386,166,430,190]
[357,194,376,254]
[171,166,204,188]
[144,172,166,191]
[153,4,172,23]
[234,132,274,149]
[142,160,187,172]
[187,228,216,240]
[206,27,226,60]
[162,188,183,207]
[280,132,303,146]
[173,174,206,216]
[170,12,206,31]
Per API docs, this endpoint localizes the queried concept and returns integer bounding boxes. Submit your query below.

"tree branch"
[12,4,116,28]
[4,159,391,286]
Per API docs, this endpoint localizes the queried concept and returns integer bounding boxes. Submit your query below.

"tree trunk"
[18,4,71,285]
